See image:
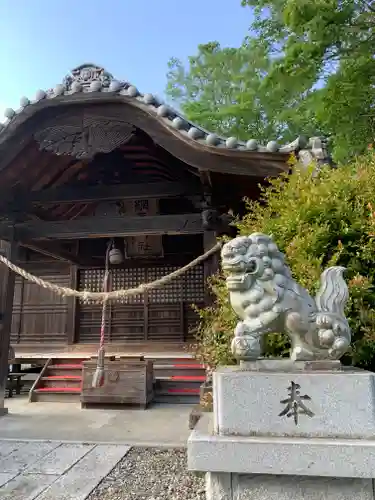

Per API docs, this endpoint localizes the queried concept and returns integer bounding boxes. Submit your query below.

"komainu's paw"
[231,336,261,360]
[290,344,315,362]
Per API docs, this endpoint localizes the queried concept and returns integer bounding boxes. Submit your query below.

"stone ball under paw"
[318,329,335,346]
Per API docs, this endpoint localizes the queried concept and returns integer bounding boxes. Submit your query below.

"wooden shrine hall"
[0,64,328,410]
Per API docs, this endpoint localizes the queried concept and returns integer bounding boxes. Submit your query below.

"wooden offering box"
[81,356,154,409]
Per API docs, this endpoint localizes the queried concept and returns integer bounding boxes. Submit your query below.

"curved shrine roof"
[0,64,328,176]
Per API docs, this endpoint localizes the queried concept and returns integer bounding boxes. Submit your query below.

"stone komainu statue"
[221,233,351,361]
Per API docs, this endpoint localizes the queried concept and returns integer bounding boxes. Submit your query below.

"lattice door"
[78,269,109,343]
[110,267,145,341]
[77,264,204,343]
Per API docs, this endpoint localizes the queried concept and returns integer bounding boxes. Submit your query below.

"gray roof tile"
[0,64,328,163]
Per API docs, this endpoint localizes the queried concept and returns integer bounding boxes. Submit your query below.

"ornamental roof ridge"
[0,63,328,160]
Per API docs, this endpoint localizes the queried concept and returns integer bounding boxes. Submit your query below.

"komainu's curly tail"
[315,266,349,316]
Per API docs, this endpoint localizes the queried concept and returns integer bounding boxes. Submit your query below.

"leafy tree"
[194,152,375,371]
[166,1,375,162]
[242,0,375,161]
[166,41,321,146]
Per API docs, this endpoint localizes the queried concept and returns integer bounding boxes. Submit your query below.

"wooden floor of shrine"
[12,342,194,363]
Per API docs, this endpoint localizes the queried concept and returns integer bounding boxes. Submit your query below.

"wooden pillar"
[203,231,220,305]
[0,239,18,416]
[66,265,78,345]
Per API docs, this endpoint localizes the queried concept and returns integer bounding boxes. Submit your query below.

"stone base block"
[206,472,374,500]
[213,363,375,438]
[188,414,375,479]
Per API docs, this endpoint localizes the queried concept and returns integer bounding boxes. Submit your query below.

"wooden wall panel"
[11,263,70,344]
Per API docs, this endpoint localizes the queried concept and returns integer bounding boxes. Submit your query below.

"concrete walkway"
[0,441,130,499]
[1,397,191,447]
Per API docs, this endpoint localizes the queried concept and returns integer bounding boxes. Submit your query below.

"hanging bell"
[109,247,123,265]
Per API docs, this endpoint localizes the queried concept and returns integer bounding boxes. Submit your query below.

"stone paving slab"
[0,441,60,473]
[36,444,130,500]
[0,472,60,500]
[26,443,95,475]
[0,441,130,500]
[0,441,26,459]
[0,472,17,487]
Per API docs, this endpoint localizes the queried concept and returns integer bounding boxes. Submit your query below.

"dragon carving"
[221,233,351,361]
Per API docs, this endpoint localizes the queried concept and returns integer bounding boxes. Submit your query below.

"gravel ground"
[88,448,205,500]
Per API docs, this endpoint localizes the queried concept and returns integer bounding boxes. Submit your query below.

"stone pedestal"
[187,360,375,499]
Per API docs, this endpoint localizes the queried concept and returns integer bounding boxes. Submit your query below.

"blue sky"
[0,1,251,118]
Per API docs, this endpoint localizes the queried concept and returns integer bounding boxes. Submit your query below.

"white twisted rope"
[0,242,222,303]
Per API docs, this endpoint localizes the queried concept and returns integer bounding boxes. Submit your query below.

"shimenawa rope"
[0,242,222,303]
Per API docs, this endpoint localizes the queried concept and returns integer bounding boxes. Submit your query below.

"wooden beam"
[1,182,199,211]
[21,241,81,265]
[0,238,18,415]
[8,214,204,241]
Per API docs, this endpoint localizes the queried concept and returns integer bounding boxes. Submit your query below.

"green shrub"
[194,151,375,371]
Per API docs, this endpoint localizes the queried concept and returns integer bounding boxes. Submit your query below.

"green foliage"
[166,41,321,146]
[194,152,375,370]
[193,274,237,371]
[241,0,375,162]
[166,1,375,162]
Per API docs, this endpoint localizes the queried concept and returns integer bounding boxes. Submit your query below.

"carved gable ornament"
[34,111,135,160]
[33,64,135,159]
[63,64,114,91]
[63,64,115,92]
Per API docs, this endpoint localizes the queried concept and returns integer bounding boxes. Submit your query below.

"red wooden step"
[42,375,82,380]
[156,375,205,382]
[171,358,197,361]
[172,375,205,381]
[35,387,81,393]
[172,363,205,369]
[167,388,200,394]
[154,364,205,370]
[49,364,82,369]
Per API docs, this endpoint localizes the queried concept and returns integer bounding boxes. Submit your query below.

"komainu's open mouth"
[222,259,245,273]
